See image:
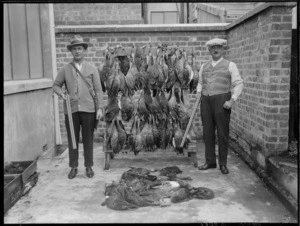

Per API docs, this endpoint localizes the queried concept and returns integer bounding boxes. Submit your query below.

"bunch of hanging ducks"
[98,43,200,156]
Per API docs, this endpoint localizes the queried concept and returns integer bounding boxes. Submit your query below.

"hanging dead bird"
[146,45,163,89]
[115,119,127,152]
[172,122,185,155]
[178,103,190,131]
[104,97,120,123]
[120,93,134,122]
[157,118,166,149]
[150,115,160,150]
[157,89,169,120]
[98,46,116,92]
[106,59,121,98]
[160,50,169,83]
[168,86,181,122]
[165,118,174,148]
[110,119,120,154]
[147,90,163,121]
[189,48,200,94]
[128,115,137,152]
[133,44,147,72]
[124,60,136,96]
[134,60,148,91]
[105,120,115,150]
[134,119,144,156]
[140,120,154,152]
[116,45,130,76]
[174,48,185,86]
[137,89,150,122]
[165,48,178,92]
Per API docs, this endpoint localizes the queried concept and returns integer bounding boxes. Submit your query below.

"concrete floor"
[4,142,297,223]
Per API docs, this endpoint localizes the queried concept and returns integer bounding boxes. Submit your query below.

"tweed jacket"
[53,60,104,114]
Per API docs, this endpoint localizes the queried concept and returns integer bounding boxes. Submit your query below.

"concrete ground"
[4,142,297,223]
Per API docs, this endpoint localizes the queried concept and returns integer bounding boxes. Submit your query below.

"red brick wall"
[227,6,293,156]
[54,3,142,26]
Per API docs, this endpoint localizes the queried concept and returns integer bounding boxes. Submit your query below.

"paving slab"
[3,142,297,223]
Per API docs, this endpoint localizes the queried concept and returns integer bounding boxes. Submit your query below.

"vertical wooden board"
[9,4,30,80]
[165,12,178,24]
[26,4,43,79]
[151,12,164,24]
[39,4,54,80]
[4,4,12,81]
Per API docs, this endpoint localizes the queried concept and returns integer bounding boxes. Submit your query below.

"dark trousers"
[200,92,231,166]
[65,112,95,168]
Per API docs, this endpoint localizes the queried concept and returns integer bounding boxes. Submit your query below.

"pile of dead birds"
[98,44,200,155]
[101,166,214,211]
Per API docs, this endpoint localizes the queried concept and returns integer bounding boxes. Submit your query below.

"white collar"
[212,57,223,65]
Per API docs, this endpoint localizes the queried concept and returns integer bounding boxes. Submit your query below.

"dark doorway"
[288,28,299,152]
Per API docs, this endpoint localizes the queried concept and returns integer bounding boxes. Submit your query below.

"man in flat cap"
[196,38,243,174]
[53,35,104,179]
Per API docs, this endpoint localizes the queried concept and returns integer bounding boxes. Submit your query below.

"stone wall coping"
[55,2,296,34]
[226,2,297,30]
[55,23,229,33]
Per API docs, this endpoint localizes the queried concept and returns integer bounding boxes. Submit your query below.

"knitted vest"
[201,59,231,96]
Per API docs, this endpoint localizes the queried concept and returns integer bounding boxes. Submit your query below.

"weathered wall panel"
[4,89,55,164]
[26,4,43,79]
[4,4,12,81]
[9,4,30,80]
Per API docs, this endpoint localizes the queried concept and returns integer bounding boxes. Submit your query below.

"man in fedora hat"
[53,34,104,179]
[196,38,243,174]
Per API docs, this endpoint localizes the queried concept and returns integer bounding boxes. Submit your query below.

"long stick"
[180,93,201,148]
[66,93,77,149]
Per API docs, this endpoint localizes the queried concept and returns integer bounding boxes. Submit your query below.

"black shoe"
[86,167,94,178]
[220,165,229,174]
[68,168,77,179]
[198,163,217,170]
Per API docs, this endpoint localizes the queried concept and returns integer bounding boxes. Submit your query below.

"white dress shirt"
[196,57,243,101]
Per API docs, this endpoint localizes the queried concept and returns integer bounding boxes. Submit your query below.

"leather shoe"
[68,168,77,179]
[86,167,94,178]
[220,165,229,174]
[198,163,217,170]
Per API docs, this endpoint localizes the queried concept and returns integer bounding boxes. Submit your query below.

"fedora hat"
[67,35,88,51]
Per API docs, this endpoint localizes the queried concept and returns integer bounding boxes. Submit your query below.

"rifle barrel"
[66,94,77,149]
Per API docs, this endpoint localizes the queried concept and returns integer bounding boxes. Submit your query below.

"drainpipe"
[187,2,189,23]
[49,4,62,145]
[180,3,185,23]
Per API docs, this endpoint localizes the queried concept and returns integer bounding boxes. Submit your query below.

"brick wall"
[54,3,142,26]
[55,27,227,143]
[54,3,295,164]
[227,6,293,158]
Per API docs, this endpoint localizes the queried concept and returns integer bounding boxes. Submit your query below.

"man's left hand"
[223,98,235,109]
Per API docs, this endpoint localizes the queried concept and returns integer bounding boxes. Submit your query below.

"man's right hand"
[60,92,67,100]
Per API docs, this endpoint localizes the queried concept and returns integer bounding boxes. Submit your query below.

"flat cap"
[205,38,227,47]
